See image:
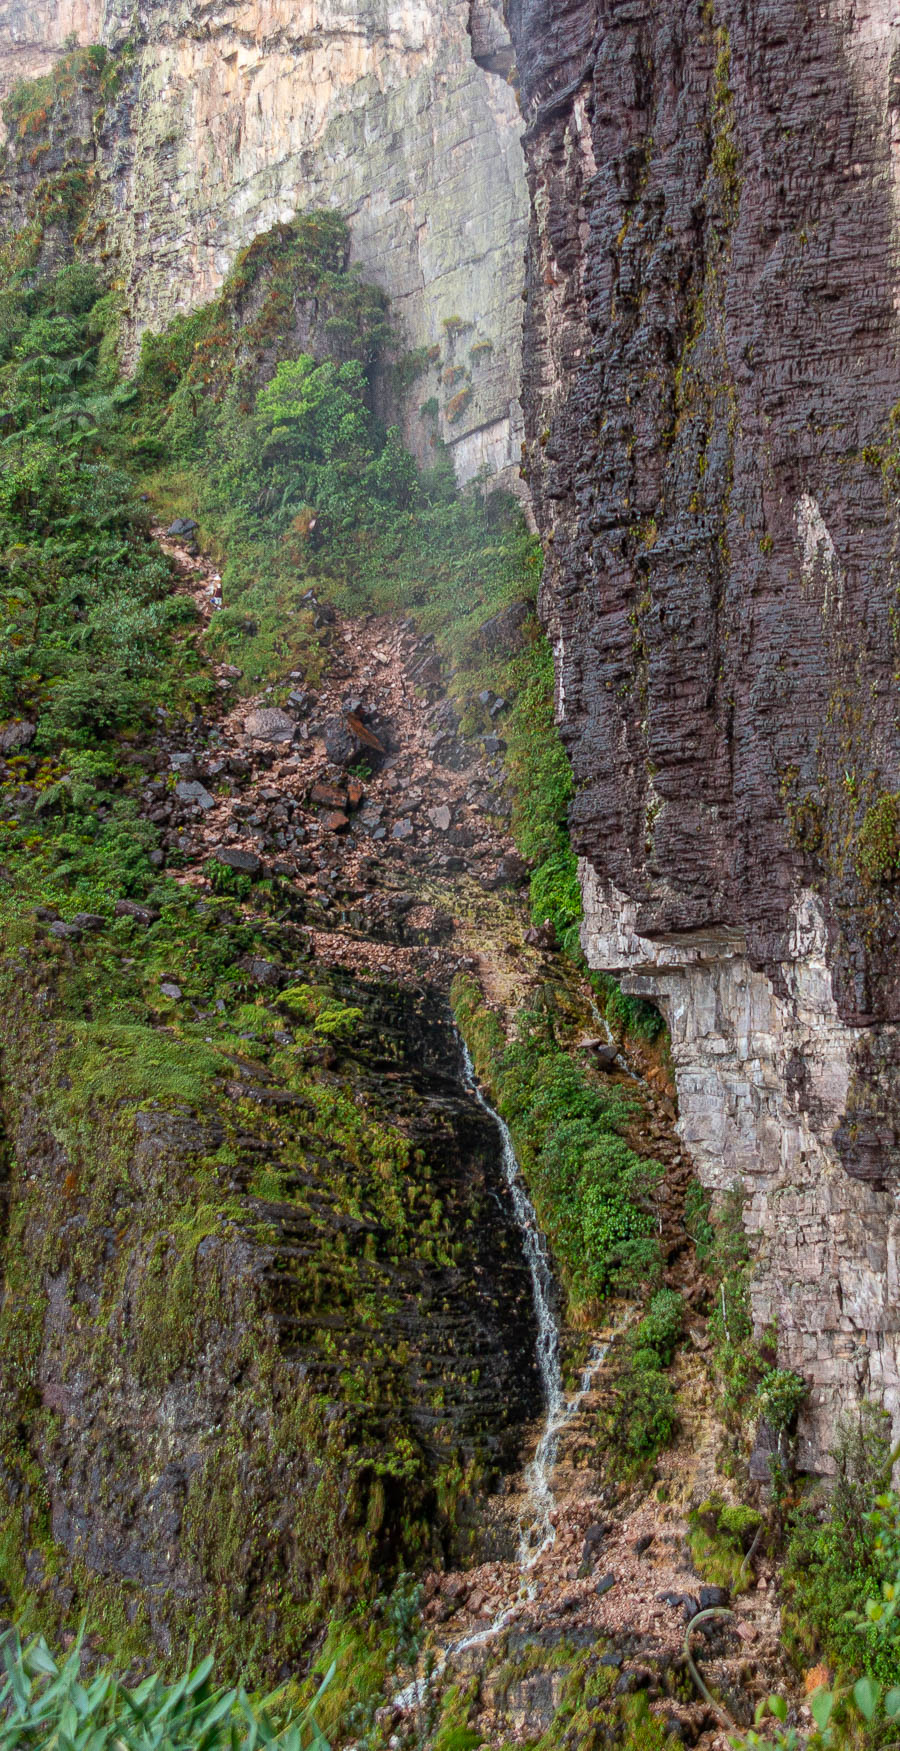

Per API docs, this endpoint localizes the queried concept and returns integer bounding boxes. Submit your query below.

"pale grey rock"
[243,708,296,744]
[176,779,215,809]
[0,0,528,493]
[581,864,900,1473]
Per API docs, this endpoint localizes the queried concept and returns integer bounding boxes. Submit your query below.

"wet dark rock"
[114,900,160,926]
[470,600,532,656]
[245,959,282,987]
[699,1585,731,1610]
[749,1418,780,1483]
[595,1572,616,1598]
[72,914,106,932]
[50,922,81,942]
[524,919,558,951]
[578,1040,619,1070]
[166,518,197,537]
[216,848,262,876]
[490,851,529,887]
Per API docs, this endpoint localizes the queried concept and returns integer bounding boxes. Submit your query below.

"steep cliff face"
[508,0,900,1468]
[0,0,527,486]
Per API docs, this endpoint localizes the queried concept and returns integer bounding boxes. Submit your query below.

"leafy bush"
[688,1494,763,1594]
[754,1366,806,1436]
[634,1289,684,1367]
[591,971,665,1045]
[782,1405,900,1684]
[0,1629,332,1750]
[452,988,664,1306]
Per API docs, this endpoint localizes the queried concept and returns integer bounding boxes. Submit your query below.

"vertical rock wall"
[507,0,900,1468]
[0,0,529,488]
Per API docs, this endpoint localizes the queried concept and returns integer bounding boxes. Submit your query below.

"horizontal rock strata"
[508,0,900,1466]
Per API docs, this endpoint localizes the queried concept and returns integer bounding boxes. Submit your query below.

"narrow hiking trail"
[146,528,787,1747]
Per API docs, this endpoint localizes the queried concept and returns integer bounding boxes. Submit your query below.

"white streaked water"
[392,1041,614,1712]
[459,1039,563,1568]
[587,996,642,1083]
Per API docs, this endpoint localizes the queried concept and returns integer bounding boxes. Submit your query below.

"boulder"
[216,847,261,876]
[309,781,348,809]
[115,900,160,926]
[245,958,282,986]
[176,779,215,810]
[0,720,36,755]
[166,518,198,537]
[244,707,296,744]
[469,599,533,655]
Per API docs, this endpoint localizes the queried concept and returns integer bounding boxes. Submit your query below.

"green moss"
[856,793,900,883]
[711,29,741,220]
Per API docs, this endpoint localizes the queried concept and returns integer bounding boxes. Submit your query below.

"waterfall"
[392,1038,613,1705]
[460,1039,564,1567]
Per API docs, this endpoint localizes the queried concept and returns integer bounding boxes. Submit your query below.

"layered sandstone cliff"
[0,0,527,486]
[508,0,900,1468]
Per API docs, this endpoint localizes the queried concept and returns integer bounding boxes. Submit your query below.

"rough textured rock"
[0,961,541,1662]
[508,0,900,1466]
[0,0,527,488]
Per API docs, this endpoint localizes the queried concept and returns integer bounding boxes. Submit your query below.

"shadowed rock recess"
[507,0,900,1467]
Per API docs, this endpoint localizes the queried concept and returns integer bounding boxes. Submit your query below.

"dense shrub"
[453,981,664,1307]
[0,1630,332,1751]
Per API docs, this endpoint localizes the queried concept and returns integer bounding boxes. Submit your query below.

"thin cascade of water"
[587,995,642,1083]
[392,1041,614,1711]
[459,1039,563,1567]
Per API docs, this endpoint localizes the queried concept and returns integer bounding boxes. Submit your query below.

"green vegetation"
[453,977,664,1309]
[782,1405,900,1687]
[591,970,667,1045]
[856,792,900,883]
[597,1290,684,1479]
[0,1630,332,1751]
[687,1495,763,1595]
